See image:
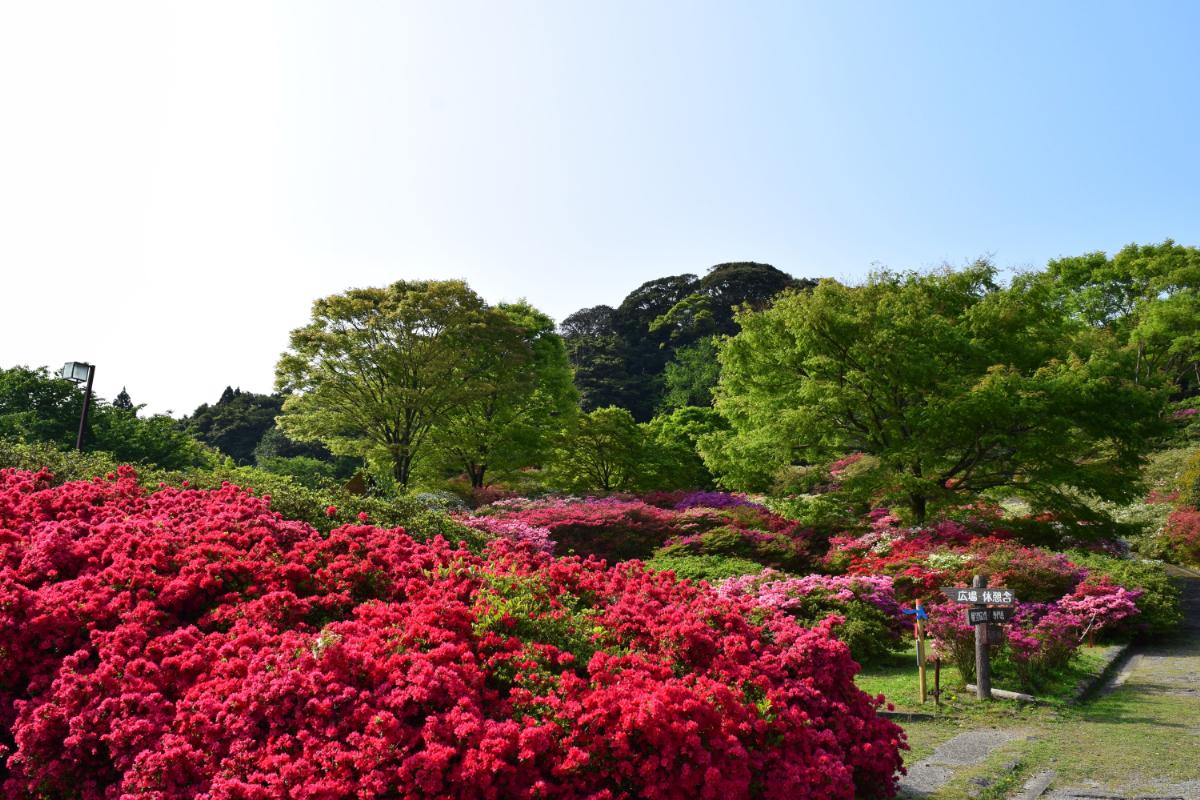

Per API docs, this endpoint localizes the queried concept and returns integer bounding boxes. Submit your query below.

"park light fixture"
[57,361,96,450]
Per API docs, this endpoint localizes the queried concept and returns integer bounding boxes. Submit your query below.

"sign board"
[940,587,1016,606]
[967,606,1014,625]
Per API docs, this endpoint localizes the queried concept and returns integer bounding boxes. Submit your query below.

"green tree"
[112,387,134,411]
[182,387,284,465]
[0,365,210,470]
[704,264,1166,523]
[661,337,721,409]
[90,407,212,470]
[641,405,727,489]
[0,366,81,446]
[549,406,645,492]
[432,301,577,487]
[1047,240,1200,393]
[560,305,638,412]
[275,280,518,488]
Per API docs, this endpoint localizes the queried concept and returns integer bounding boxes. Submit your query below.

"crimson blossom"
[0,468,904,799]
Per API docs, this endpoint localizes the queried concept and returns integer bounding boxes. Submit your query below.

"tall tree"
[112,387,134,411]
[548,406,645,492]
[275,280,515,488]
[1047,240,1200,394]
[560,305,636,412]
[432,301,577,487]
[704,264,1166,523]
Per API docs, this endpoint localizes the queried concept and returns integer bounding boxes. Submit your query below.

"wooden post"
[973,574,992,700]
[933,657,941,707]
[915,598,928,703]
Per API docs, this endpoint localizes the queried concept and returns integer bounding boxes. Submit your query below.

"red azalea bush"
[1163,507,1200,565]
[0,468,905,799]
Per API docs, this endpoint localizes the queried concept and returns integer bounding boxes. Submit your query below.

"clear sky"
[3,1,1199,415]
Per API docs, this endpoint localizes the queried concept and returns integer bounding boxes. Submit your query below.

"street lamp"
[57,362,96,450]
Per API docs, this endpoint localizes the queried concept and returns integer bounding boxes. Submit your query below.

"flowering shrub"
[458,514,555,554]
[927,579,1141,690]
[478,498,682,562]
[718,572,907,665]
[1057,578,1141,638]
[1000,604,1084,689]
[673,491,767,512]
[1163,507,1200,565]
[828,517,1082,605]
[925,603,981,681]
[0,468,906,798]
[1066,551,1182,637]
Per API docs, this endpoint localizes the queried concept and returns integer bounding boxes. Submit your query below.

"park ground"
[856,566,1200,800]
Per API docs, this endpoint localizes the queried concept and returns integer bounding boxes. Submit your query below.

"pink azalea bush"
[477,498,685,562]
[0,468,905,799]
[718,572,907,665]
[926,579,1141,690]
[458,515,555,554]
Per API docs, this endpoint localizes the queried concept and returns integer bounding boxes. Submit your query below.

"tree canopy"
[431,301,577,487]
[703,264,1166,522]
[1047,240,1200,395]
[560,262,808,420]
[276,280,563,488]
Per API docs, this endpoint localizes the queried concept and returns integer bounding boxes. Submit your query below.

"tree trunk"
[467,464,486,489]
[392,453,412,489]
[910,493,927,525]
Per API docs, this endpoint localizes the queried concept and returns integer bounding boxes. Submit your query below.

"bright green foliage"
[1179,448,1200,506]
[0,366,211,470]
[0,366,85,447]
[548,406,645,492]
[432,301,577,487]
[255,455,339,488]
[660,338,721,409]
[640,406,726,490]
[276,280,525,488]
[1047,240,1200,393]
[704,264,1167,523]
[89,407,213,471]
[644,552,764,583]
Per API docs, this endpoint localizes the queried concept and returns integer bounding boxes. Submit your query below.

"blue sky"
[2,1,1199,414]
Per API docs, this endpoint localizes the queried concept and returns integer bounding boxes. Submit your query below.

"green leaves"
[276,280,535,487]
[706,263,1167,523]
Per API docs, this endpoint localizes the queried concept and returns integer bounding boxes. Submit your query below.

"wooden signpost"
[939,574,1017,700]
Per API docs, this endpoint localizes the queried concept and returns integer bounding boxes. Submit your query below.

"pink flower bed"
[476,498,681,561]
[0,468,905,799]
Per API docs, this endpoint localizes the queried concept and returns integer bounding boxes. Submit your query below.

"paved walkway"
[897,728,1028,797]
[1035,565,1200,800]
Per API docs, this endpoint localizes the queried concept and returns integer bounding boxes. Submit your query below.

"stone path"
[1032,565,1200,800]
[897,728,1029,797]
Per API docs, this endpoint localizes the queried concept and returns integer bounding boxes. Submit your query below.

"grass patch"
[1025,681,1200,790]
[856,641,1119,711]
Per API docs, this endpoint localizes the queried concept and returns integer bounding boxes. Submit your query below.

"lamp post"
[57,362,96,450]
